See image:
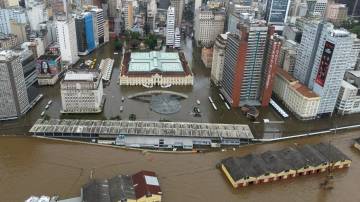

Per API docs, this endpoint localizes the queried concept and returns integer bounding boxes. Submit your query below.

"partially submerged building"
[220,143,351,188]
[60,71,104,113]
[119,51,193,87]
[29,119,254,149]
[273,68,320,120]
[81,170,162,202]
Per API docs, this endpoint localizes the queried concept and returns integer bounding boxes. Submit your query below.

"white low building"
[61,71,104,113]
[119,51,193,86]
[273,68,320,120]
[336,71,360,115]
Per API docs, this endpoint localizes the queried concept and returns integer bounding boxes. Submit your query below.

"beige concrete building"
[201,47,213,68]
[194,5,226,47]
[10,21,27,44]
[211,33,228,86]
[120,51,193,87]
[326,3,348,25]
[0,33,18,49]
[273,68,320,120]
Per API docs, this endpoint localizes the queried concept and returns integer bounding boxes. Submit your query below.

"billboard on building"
[315,41,335,87]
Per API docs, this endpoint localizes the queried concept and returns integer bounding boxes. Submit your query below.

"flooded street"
[0,131,360,201]
[1,37,360,139]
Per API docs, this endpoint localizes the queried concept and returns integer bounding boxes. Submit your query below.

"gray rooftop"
[221,143,351,181]
[29,119,254,139]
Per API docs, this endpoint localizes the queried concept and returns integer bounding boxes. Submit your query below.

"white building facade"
[61,72,104,113]
[309,29,354,116]
[0,50,30,120]
[166,6,175,47]
[56,18,79,64]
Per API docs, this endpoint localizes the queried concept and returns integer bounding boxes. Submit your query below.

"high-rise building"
[174,27,181,48]
[147,0,157,32]
[75,12,96,55]
[265,0,291,25]
[335,0,360,17]
[260,32,282,107]
[26,2,48,31]
[0,50,30,120]
[166,6,175,46]
[10,21,27,43]
[194,5,225,47]
[0,0,18,7]
[0,8,27,34]
[0,33,18,49]
[309,28,354,115]
[170,0,184,27]
[306,0,328,17]
[293,20,329,85]
[227,8,253,35]
[211,33,228,86]
[326,3,348,25]
[90,7,105,45]
[52,0,70,19]
[56,18,79,64]
[123,0,133,30]
[61,71,104,113]
[221,19,268,107]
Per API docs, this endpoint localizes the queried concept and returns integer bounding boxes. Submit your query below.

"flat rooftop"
[128,51,184,72]
[64,73,95,81]
[29,119,254,139]
[277,68,319,98]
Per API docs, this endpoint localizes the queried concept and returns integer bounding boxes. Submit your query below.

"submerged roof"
[221,143,351,181]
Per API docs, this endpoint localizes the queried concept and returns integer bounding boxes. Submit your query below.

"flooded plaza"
[1,37,360,139]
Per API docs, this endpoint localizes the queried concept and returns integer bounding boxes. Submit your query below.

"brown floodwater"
[1,131,360,202]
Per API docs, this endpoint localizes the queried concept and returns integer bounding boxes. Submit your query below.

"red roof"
[132,170,162,199]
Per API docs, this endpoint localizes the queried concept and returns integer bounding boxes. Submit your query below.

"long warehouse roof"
[29,119,254,139]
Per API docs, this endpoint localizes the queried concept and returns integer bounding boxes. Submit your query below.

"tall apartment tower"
[52,0,70,20]
[306,0,328,17]
[260,31,282,107]
[293,20,329,85]
[56,18,79,64]
[265,0,291,25]
[221,19,268,107]
[75,12,96,55]
[309,28,354,116]
[170,0,184,27]
[211,33,228,86]
[0,50,30,120]
[166,6,175,46]
[91,8,105,45]
[123,0,133,30]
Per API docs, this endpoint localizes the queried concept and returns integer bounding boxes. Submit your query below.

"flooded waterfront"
[1,131,360,201]
[1,37,360,139]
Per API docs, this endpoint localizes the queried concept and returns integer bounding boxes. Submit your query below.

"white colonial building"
[61,71,104,113]
[119,51,193,87]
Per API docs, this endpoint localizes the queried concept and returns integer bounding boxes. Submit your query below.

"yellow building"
[220,143,351,189]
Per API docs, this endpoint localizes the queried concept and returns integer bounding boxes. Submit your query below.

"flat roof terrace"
[29,119,254,139]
